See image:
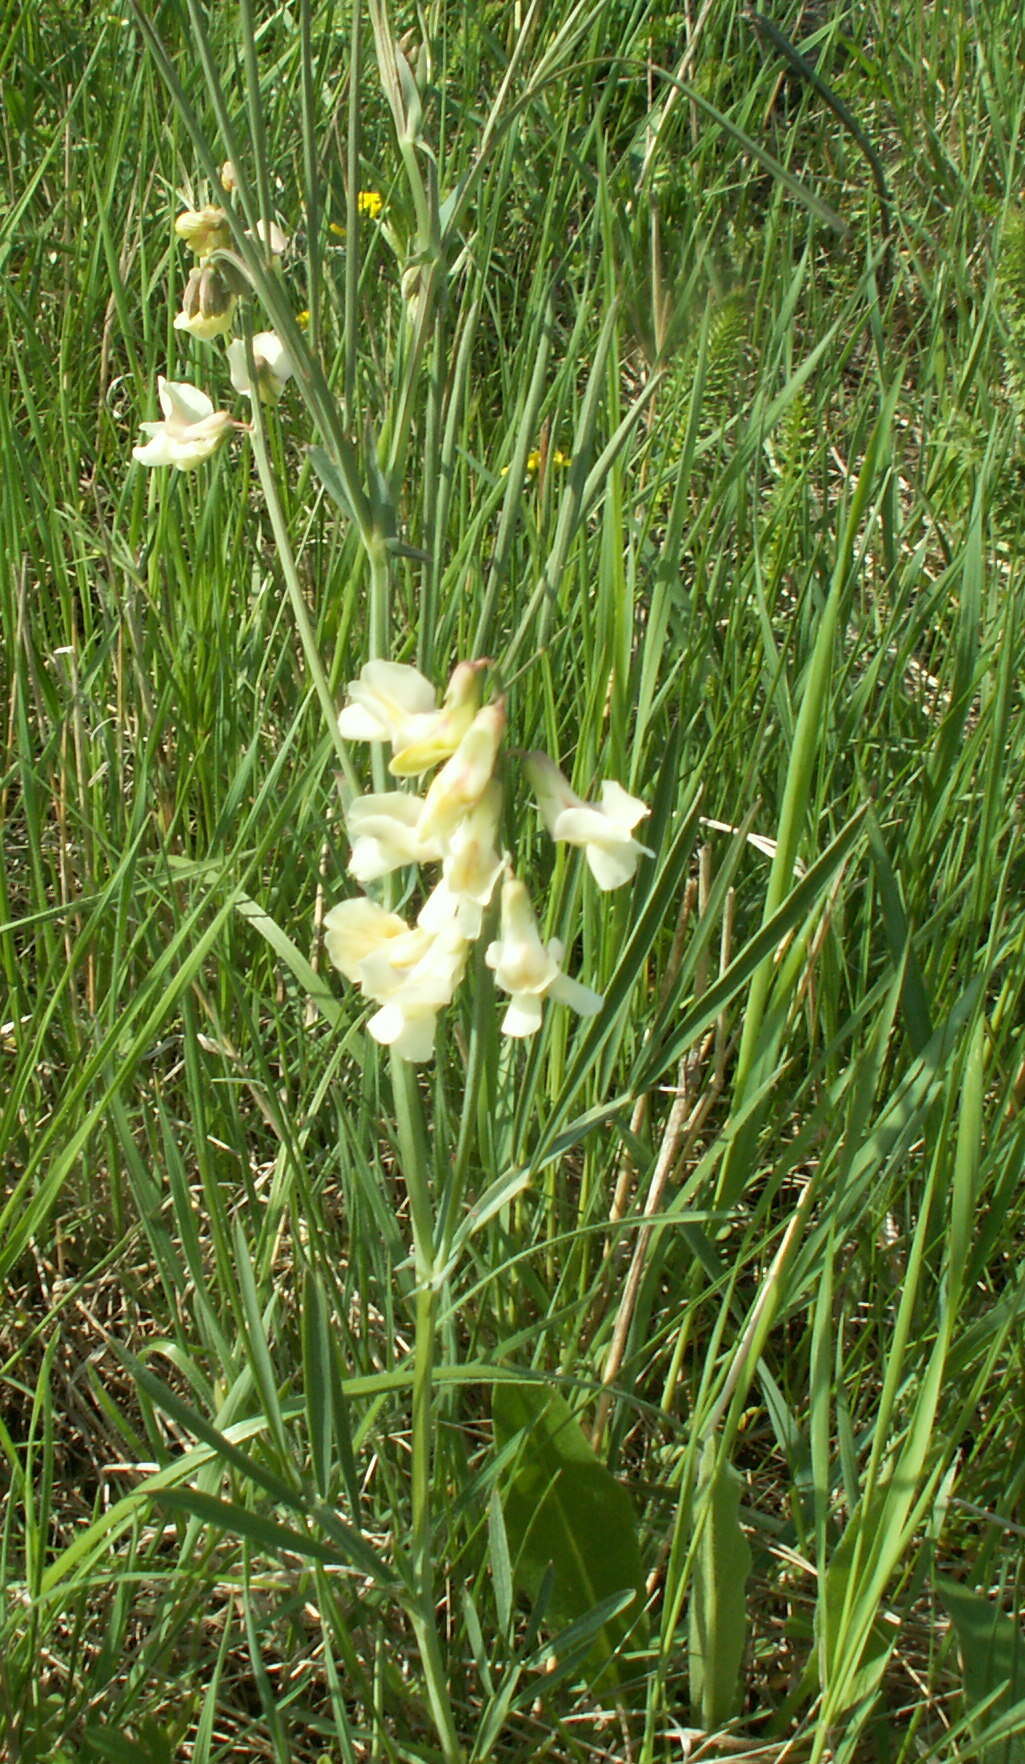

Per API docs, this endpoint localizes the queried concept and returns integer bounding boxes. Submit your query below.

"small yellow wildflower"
[330,194,384,242]
[527,448,571,472]
[500,447,572,479]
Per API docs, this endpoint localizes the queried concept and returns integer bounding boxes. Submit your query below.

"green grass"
[5,0,1025,1758]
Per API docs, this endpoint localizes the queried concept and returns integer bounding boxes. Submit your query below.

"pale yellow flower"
[174,205,231,257]
[226,332,295,402]
[485,873,603,1037]
[417,779,505,939]
[173,263,237,341]
[245,218,289,267]
[337,659,485,778]
[345,791,442,883]
[132,377,232,471]
[364,923,469,1062]
[323,897,410,981]
[525,752,652,891]
[416,701,506,846]
[324,897,468,1062]
[390,661,484,777]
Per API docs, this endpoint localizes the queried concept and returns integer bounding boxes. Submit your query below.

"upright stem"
[247,401,358,792]
[250,128,460,1752]
[391,1055,464,1764]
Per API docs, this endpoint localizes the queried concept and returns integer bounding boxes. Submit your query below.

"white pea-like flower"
[525,752,652,891]
[485,873,603,1038]
[345,791,442,884]
[337,659,484,777]
[417,779,505,938]
[364,922,470,1062]
[245,218,289,266]
[323,897,411,982]
[132,377,233,471]
[227,332,295,402]
[423,776,504,938]
[324,897,468,1062]
[338,660,437,745]
[174,205,231,257]
[416,701,506,846]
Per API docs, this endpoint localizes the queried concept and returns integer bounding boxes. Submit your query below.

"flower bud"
[173,263,237,341]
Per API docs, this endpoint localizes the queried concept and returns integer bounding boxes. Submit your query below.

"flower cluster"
[132,197,296,472]
[324,660,651,1061]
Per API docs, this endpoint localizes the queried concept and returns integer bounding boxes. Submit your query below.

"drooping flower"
[416,700,506,846]
[364,922,470,1062]
[485,872,603,1038]
[417,779,505,939]
[324,896,468,1062]
[245,218,289,267]
[227,331,295,402]
[132,377,233,471]
[174,205,231,257]
[173,263,237,341]
[440,777,505,905]
[390,661,484,777]
[337,659,485,777]
[525,752,652,891]
[323,896,410,982]
[345,790,443,884]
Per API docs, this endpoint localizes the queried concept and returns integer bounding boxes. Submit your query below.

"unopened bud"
[173,263,237,341]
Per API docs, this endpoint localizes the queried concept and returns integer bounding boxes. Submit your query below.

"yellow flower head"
[174,205,231,258]
[357,189,384,220]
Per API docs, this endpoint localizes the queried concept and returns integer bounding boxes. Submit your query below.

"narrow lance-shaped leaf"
[688,1436,752,1729]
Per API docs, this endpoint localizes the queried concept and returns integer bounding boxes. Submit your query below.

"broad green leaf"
[939,1580,1025,1764]
[688,1438,752,1729]
[493,1380,644,1691]
[82,1724,174,1764]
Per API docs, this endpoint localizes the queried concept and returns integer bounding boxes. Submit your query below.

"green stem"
[246,396,358,792]
[391,1055,464,1764]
